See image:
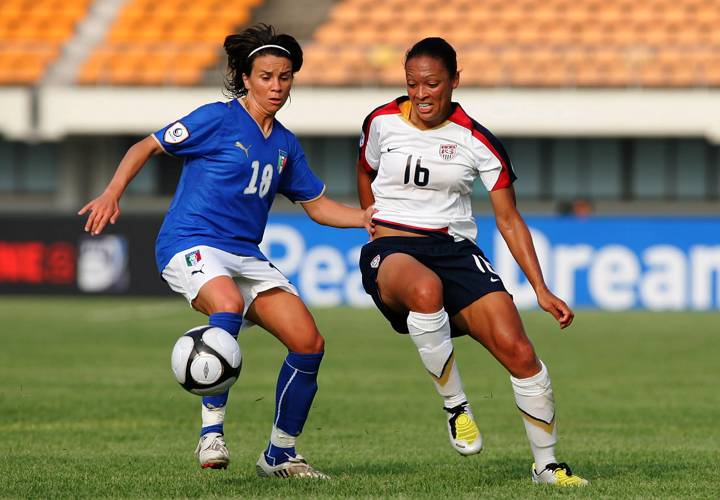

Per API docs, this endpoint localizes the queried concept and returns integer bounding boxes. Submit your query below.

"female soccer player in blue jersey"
[80,24,373,479]
[356,38,588,486]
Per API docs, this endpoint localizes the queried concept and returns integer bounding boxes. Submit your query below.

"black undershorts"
[359,234,509,336]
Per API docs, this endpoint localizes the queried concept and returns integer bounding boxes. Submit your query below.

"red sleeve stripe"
[360,159,375,174]
[447,104,517,190]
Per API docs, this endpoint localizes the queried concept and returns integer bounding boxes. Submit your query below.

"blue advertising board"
[261,215,720,311]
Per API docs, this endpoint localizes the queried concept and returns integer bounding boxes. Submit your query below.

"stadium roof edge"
[2,86,719,143]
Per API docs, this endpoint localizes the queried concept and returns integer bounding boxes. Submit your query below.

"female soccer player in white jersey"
[80,24,373,479]
[356,37,588,487]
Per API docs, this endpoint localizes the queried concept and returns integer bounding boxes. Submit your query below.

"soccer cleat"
[195,432,229,469]
[256,452,330,479]
[444,402,483,456]
[532,462,589,486]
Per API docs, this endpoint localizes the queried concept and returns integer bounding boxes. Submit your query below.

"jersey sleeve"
[358,112,381,173]
[278,135,326,203]
[470,122,517,191]
[152,102,225,158]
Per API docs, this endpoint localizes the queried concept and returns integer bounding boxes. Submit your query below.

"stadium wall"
[2,214,718,311]
[2,87,720,141]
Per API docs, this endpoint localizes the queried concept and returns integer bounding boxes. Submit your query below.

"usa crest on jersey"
[439,143,457,161]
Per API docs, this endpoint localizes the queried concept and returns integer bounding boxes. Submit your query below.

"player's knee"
[507,341,539,376]
[212,300,244,315]
[406,278,443,312]
[289,330,324,354]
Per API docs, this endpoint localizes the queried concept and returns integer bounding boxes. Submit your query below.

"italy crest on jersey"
[439,143,457,161]
[277,149,288,173]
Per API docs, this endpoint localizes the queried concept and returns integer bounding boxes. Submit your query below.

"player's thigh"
[452,291,540,378]
[161,245,245,315]
[376,253,443,313]
[192,276,245,316]
[246,288,323,354]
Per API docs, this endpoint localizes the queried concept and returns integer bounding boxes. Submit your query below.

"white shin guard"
[511,360,558,470]
[270,425,296,449]
[201,404,226,428]
[407,309,467,408]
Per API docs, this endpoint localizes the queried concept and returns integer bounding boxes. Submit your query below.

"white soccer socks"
[407,309,467,408]
[408,309,482,455]
[511,361,558,471]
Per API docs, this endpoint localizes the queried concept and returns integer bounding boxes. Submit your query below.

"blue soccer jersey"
[152,99,325,272]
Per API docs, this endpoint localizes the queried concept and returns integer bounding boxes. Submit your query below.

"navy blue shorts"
[359,234,508,336]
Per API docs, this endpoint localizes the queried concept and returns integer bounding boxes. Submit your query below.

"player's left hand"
[536,287,574,329]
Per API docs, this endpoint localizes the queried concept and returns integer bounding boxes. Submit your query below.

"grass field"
[1,297,718,498]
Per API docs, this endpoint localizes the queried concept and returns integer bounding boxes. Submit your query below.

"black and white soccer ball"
[171,326,242,396]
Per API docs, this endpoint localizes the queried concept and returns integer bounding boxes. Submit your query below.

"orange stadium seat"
[78,0,259,85]
[0,0,90,84]
[4,0,716,87]
[299,0,720,88]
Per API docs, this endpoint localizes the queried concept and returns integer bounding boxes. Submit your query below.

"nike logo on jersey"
[235,141,252,157]
[387,146,401,152]
[490,277,500,282]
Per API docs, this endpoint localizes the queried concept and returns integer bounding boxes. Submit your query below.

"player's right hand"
[78,191,121,236]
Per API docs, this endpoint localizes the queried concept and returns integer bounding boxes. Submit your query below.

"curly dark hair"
[223,24,303,98]
[405,37,457,77]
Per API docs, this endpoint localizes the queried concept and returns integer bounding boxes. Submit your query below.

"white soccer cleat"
[256,452,330,479]
[444,402,483,456]
[195,432,229,469]
[532,462,589,486]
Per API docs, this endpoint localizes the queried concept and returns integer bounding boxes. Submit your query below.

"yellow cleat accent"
[454,414,479,443]
[445,403,483,456]
[532,462,589,487]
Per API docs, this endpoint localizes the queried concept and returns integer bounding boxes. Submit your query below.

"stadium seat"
[2,0,717,88]
[0,0,90,84]
[78,0,259,85]
[299,0,720,88]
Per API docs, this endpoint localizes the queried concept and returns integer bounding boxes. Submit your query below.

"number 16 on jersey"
[403,155,429,187]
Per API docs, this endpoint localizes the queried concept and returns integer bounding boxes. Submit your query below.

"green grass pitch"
[1,297,718,498]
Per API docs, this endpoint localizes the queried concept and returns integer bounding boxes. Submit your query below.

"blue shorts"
[359,234,508,336]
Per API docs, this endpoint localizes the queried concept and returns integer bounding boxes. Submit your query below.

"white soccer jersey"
[359,97,516,243]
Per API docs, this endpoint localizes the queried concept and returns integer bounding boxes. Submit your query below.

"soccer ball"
[171,325,242,396]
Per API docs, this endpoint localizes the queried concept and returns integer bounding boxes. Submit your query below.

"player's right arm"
[78,135,162,235]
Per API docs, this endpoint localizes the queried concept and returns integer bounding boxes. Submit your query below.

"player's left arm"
[301,194,376,235]
[489,186,574,329]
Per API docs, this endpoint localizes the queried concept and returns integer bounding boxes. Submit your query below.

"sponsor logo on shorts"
[370,255,381,268]
[164,122,189,144]
[439,143,457,161]
[185,249,202,267]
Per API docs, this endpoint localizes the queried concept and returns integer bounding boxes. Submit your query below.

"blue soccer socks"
[208,312,243,339]
[264,351,323,465]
